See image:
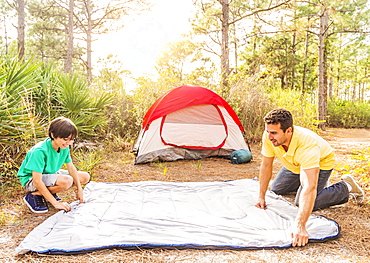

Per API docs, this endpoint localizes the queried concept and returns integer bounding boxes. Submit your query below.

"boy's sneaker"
[341,175,364,204]
[52,193,61,201]
[23,193,48,213]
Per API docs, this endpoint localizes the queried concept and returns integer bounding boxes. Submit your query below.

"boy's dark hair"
[48,117,78,140]
[264,109,293,133]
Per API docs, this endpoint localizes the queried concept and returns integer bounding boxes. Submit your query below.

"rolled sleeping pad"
[230,149,252,164]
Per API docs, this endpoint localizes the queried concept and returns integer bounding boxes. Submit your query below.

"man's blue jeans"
[271,167,349,211]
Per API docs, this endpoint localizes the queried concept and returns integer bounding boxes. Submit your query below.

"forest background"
[1,0,370,198]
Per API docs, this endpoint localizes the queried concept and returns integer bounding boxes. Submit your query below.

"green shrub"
[328,99,370,128]
[228,76,318,143]
[0,152,22,198]
[104,94,140,142]
[71,147,103,182]
[267,87,318,131]
[227,78,272,143]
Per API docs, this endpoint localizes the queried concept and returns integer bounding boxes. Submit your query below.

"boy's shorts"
[23,169,70,192]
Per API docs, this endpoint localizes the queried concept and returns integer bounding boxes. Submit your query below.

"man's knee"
[271,188,286,195]
[271,180,287,195]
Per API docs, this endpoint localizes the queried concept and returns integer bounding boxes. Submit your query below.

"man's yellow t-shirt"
[261,125,335,174]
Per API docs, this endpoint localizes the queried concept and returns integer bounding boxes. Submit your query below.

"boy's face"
[51,134,75,150]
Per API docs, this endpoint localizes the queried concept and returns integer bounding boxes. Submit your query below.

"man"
[255,109,364,247]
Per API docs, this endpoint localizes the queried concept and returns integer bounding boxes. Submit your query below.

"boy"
[17,117,90,213]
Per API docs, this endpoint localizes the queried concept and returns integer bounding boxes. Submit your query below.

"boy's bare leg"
[31,171,90,196]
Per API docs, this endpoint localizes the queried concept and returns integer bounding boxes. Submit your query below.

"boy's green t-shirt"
[17,138,72,187]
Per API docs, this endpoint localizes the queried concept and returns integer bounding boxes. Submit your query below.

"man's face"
[265,123,291,147]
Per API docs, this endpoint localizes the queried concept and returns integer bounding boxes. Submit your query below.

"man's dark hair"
[264,109,293,132]
[48,117,78,140]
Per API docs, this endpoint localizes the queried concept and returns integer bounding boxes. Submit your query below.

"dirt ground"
[1,128,369,263]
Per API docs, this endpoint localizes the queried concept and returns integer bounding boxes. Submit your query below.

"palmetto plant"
[31,62,113,137]
[55,73,113,137]
[32,62,60,123]
[0,57,44,146]
[0,57,44,188]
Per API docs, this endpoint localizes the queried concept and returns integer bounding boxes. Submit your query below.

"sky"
[93,0,195,80]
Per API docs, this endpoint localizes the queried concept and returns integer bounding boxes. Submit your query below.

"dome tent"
[133,85,249,164]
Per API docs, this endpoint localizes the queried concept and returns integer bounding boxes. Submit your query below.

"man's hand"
[53,201,71,212]
[291,223,309,247]
[255,198,267,210]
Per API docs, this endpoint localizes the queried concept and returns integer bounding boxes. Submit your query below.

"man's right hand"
[255,198,267,209]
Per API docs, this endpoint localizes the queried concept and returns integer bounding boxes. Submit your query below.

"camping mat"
[15,179,340,255]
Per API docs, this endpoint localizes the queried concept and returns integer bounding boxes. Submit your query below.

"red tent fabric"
[142,85,245,132]
[134,85,248,164]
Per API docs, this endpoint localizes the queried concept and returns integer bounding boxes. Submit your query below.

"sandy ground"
[0,128,369,263]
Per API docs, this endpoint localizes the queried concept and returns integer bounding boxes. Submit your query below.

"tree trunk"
[302,27,309,94]
[328,77,333,99]
[64,0,74,74]
[362,63,368,101]
[318,7,329,130]
[232,24,238,74]
[291,31,296,90]
[17,0,25,61]
[352,59,358,101]
[86,0,93,83]
[4,16,9,54]
[219,0,230,96]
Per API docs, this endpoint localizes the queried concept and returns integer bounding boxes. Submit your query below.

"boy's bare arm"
[66,162,84,203]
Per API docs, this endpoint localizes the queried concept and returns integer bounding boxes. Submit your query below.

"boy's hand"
[53,201,71,212]
[77,189,84,203]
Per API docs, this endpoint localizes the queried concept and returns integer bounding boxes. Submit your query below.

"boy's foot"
[23,193,48,213]
[341,175,364,204]
[52,193,61,201]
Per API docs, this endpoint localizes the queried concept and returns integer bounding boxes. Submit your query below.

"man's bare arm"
[292,167,319,247]
[255,156,274,209]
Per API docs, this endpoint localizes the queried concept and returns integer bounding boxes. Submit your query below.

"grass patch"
[334,146,370,203]
[72,147,103,181]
